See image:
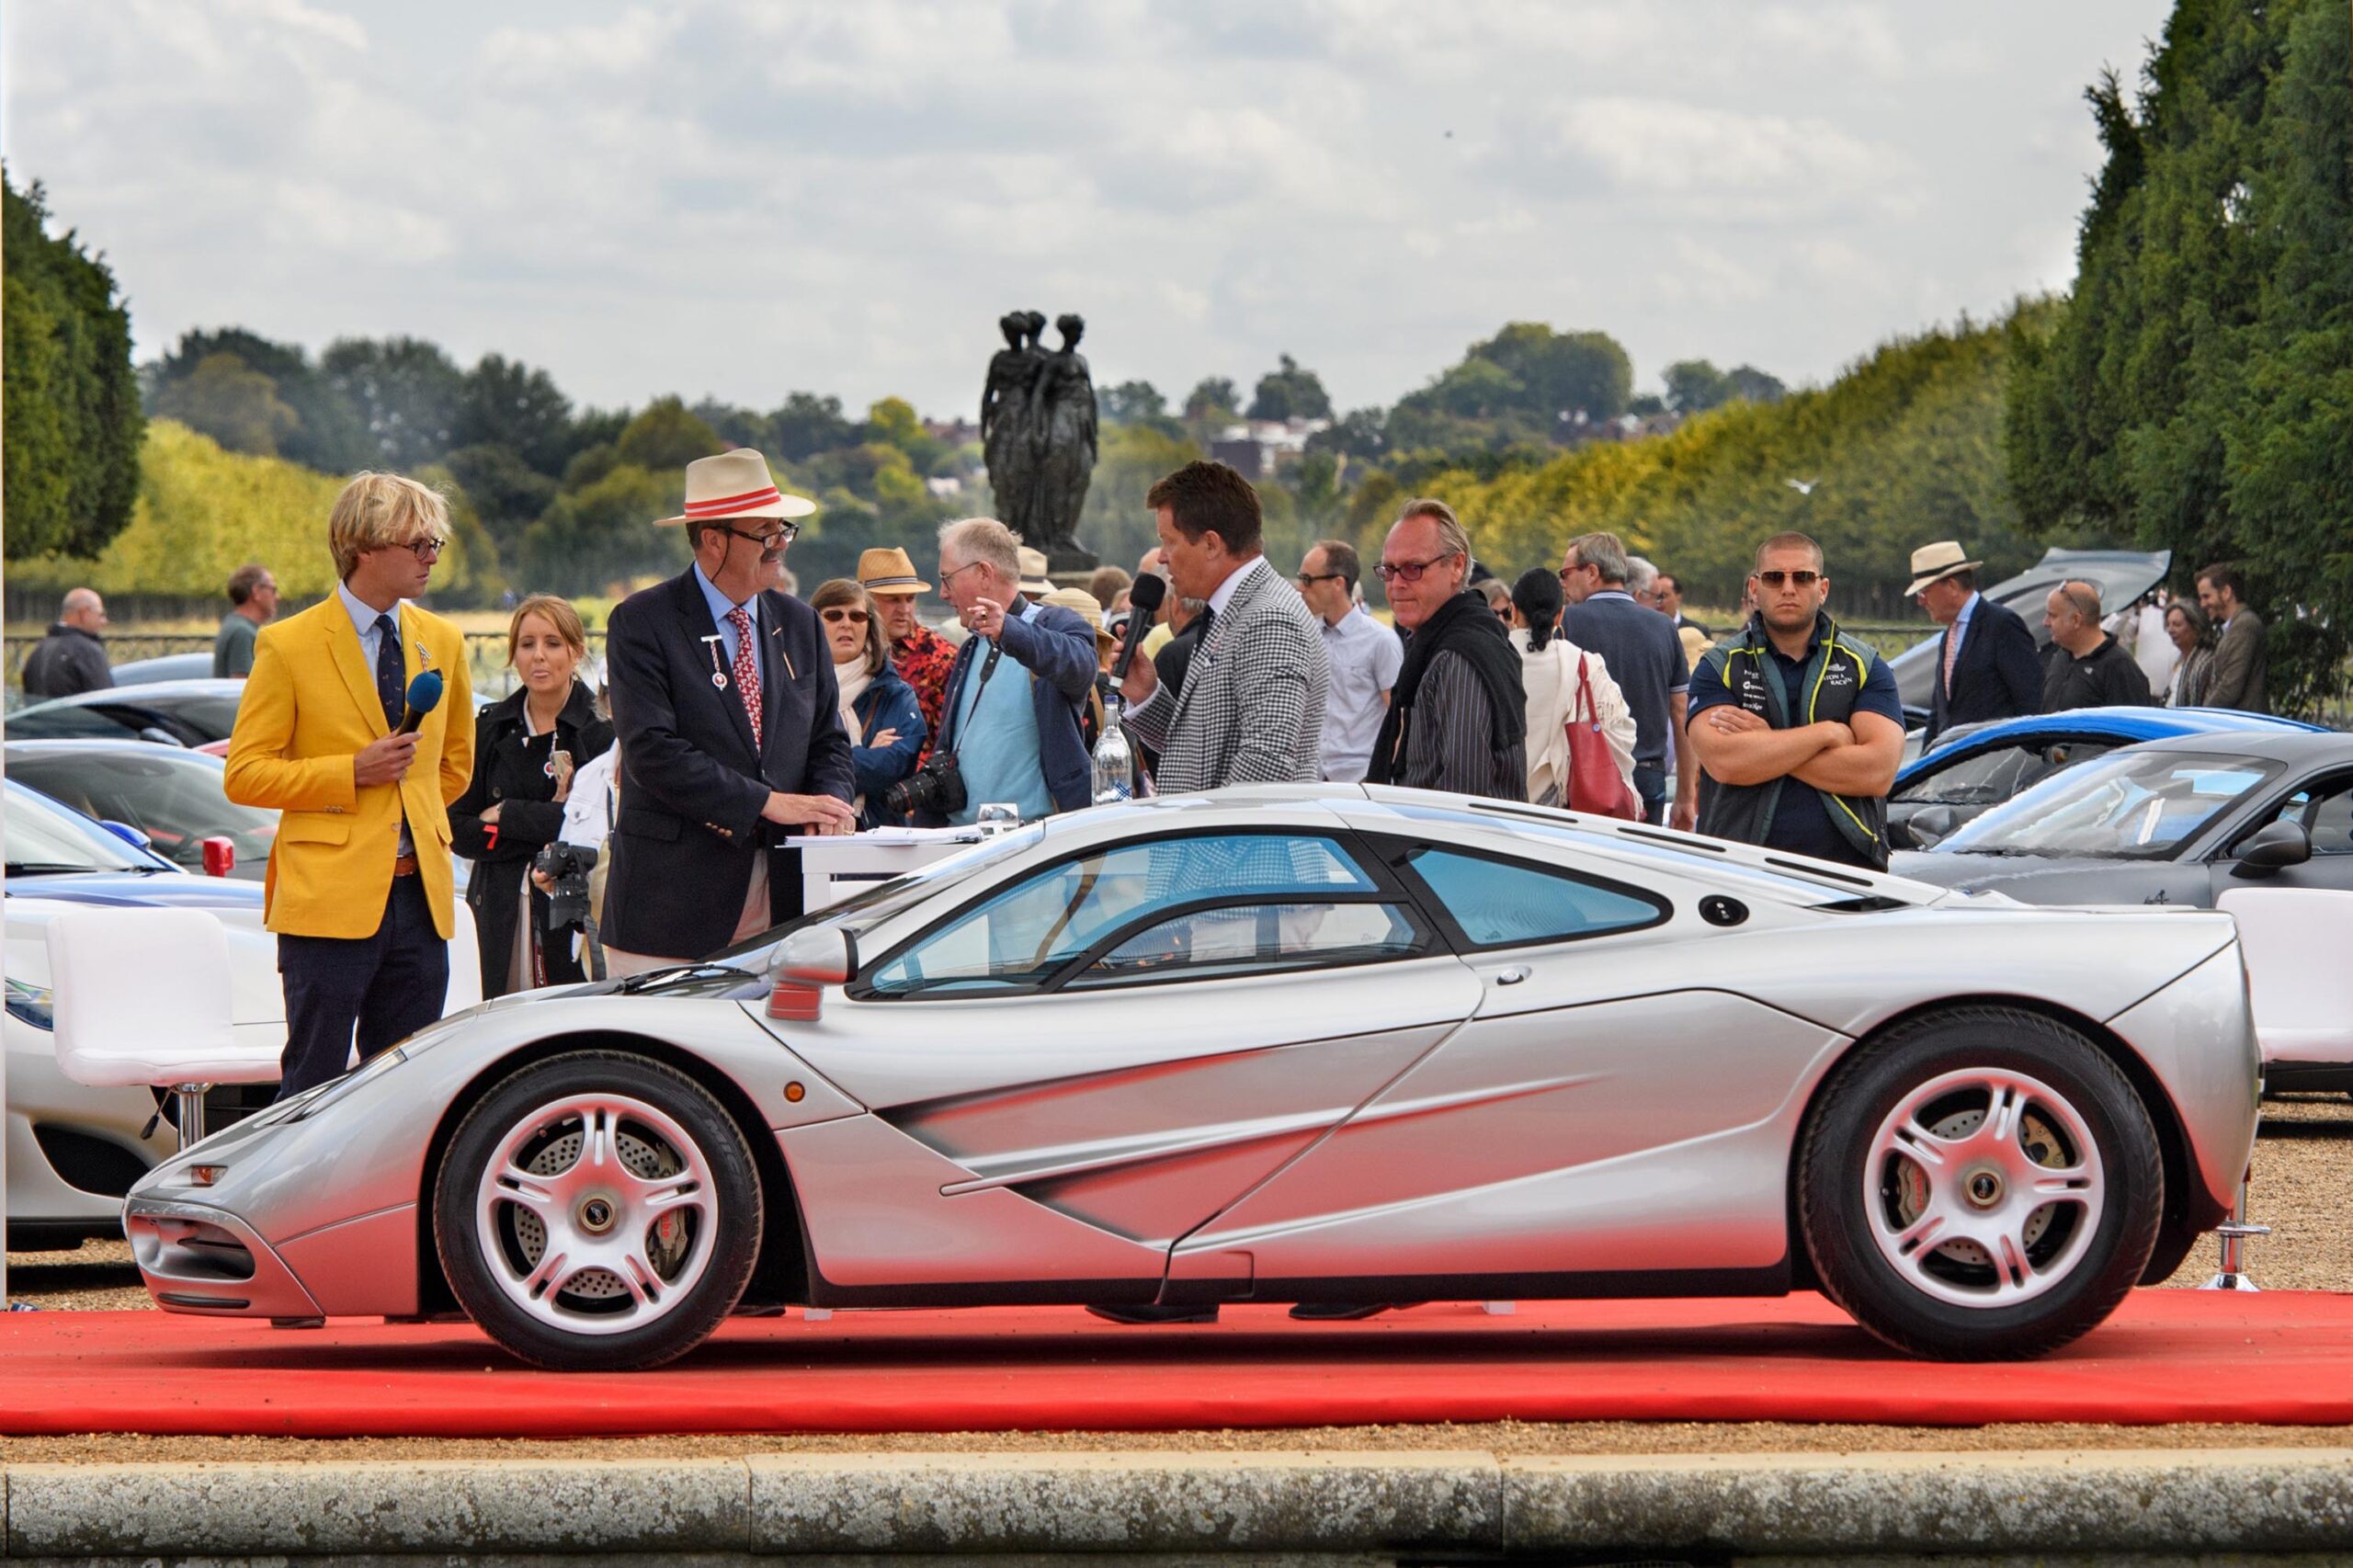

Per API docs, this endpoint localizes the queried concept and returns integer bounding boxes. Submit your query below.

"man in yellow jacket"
[226,472,474,1096]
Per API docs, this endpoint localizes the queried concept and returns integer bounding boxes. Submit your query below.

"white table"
[781,828,989,912]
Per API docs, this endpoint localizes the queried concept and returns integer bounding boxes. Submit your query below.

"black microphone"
[394,670,445,735]
[1112,573,1165,681]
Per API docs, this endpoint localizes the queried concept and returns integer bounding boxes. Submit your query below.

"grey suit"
[1125,558,1328,792]
[2206,608,2268,714]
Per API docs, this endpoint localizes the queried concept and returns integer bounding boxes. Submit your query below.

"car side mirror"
[767,926,858,1021]
[1908,804,1961,848]
[2231,820,2312,878]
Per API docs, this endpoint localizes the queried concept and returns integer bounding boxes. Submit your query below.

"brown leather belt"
[392,854,421,878]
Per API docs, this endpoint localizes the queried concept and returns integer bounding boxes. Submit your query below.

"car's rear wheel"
[1799,1007,2161,1360]
[433,1051,761,1370]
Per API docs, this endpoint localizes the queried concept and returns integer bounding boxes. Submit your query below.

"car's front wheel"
[1799,1007,2161,1360]
[434,1051,762,1370]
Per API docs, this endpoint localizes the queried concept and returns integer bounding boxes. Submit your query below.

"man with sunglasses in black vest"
[1685,531,1904,871]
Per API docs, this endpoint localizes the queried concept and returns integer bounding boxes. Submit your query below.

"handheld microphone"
[394,670,445,735]
[1111,573,1166,681]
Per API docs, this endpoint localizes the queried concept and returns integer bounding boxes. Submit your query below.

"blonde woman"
[450,594,612,996]
[809,578,925,826]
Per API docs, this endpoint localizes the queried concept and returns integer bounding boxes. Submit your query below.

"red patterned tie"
[727,606,763,748]
[1942,622,1961,698]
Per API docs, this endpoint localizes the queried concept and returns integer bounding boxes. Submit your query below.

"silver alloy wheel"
[473,1092,717,1335]
[1865,1066,2103,1309]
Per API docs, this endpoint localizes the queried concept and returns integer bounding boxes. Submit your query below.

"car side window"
[1402,847,1665,949]
[2246,776,2353,856]
[1898,740,2116,808]
[1066,901,1423,989]
[865,833,1380,997]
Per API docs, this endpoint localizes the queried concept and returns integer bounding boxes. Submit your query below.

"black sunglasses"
[1756,569,1821,588]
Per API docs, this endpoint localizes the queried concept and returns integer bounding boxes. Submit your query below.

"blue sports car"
[1888,706,2325,848]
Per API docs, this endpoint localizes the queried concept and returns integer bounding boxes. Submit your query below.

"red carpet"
[6,1291,2351,1437]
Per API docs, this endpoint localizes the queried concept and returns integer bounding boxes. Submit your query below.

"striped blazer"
[1125,558,1328,793]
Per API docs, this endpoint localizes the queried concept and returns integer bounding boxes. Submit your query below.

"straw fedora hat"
[1043,585,1113,650]
[857,546,932,596]
[1017,546,1054,597]
[1904,540,1984,597]
[656,449,815,528]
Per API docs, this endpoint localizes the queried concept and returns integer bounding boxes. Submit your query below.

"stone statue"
[981,308,1096,570]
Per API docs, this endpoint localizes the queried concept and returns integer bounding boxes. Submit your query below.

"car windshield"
[4,749,277,875]
[4,783,171,875]
[1936,748,2282,859]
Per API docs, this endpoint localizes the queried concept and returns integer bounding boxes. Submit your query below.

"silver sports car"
[125,786,2259,1369]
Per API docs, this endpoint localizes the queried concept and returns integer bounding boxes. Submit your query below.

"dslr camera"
[532,841,600,933]
[881,749,965,819]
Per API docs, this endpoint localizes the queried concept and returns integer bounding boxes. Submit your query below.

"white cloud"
[2,0,2177,415]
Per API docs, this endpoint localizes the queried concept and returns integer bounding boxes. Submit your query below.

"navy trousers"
[276,875,449,1098]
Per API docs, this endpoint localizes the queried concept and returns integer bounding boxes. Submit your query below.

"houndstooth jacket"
[1125,557,1328,793]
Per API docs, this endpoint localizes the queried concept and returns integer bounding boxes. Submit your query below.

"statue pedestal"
[1047,545,1098,574]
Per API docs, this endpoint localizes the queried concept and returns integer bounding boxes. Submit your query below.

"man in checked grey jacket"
[1118,460,1328,791]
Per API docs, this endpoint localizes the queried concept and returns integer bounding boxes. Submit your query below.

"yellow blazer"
[225,597,474,939]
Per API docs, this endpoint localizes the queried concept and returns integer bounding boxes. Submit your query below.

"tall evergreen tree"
[2006,0,2353,708]
[3,168,143,558]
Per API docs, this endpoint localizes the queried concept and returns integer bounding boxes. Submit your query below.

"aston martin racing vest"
[1694,611,1889,870]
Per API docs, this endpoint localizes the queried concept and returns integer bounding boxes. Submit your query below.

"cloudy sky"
[5,0,2173,421]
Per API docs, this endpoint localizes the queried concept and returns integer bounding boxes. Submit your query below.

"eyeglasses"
[939,559,989,585]
[400,537,445,562]
[1296,571,1345,586]
[1557,562,1597,584]
[1375,551,1461,585]
[1756,569,1821,588]
[722,521,799,549]
[820,607,870,626]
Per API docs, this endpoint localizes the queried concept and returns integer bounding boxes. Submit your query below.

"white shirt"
[1206,555,1270,619]
[1318,607,1402,783]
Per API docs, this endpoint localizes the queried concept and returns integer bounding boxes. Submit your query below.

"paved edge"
[6,1449,2353,1556]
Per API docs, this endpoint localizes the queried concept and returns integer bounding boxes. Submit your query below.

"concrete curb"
[5,1449,2351,1557]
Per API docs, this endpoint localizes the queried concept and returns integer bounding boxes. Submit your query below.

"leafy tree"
[688,397,769,452]
[151,352,298,457]
[1663,358,1734,414]
[1246,354,1334,421]
[455,354,574,473]
[1306,406,1387,460]
[3,168,144,558]
[2005,0,2353,710]
[1183,377,1239,424]
[860,396,945,472]
[442,442,558,545]
[1388,323,1633,452]
[613,395,722,472]
[146,325,372,471]
[1078,422,1204,567]
[770,392,853,461]
[1472,323,1632,421]
[1098,380,1166,425]
[521,463,685,596]
[322,335,466,468]
[1726,365,1789,403]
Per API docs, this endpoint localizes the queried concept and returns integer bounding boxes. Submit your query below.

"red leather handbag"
[1565,653,1641,819]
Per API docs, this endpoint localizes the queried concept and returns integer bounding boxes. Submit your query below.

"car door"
[769,825,1484,1293]
[1175,837,1846,1288]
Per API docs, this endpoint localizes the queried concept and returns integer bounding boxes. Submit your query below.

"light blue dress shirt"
[694,563,766,689]
[335,580,415,857]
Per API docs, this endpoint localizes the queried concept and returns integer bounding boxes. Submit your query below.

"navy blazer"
[1925,596,2042,744]
[917,597,1097,823]
[603,568,855,959]
[849,664,925,827]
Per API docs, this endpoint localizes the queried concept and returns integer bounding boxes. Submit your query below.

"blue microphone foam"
[404,669,445,714]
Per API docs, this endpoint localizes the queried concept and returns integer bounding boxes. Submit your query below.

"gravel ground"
[6,1093,2344,1461]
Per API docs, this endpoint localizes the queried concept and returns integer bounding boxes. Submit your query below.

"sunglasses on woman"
[820,608,870,625]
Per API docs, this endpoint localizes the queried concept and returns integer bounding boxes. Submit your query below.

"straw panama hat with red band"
[655,449,816,527]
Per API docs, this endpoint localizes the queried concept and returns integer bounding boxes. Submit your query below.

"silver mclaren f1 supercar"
[125,786,2260,1369]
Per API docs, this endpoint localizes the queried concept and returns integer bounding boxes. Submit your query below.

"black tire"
[434,1051,762,1370]
[1798,1006,2162,1360]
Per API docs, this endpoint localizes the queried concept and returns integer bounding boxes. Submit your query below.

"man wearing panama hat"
[601,449,856,971]
[1909,539,2040,746]
[857,545,956,756]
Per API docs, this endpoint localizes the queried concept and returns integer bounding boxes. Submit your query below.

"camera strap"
[941,639,1006,760]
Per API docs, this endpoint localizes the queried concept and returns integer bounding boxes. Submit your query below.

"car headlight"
[286,1045,407,1121]
[6,976,54,1031]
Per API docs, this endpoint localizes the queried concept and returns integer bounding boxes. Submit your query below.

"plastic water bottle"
[1091,689,1134,804]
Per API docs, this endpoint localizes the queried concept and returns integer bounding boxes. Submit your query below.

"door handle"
[1491,965,1531,986]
